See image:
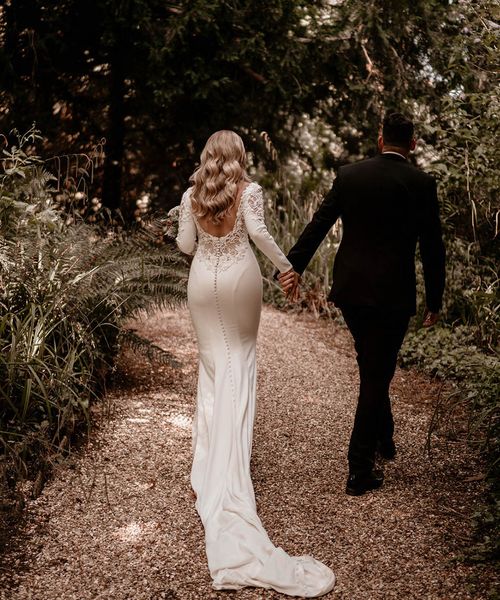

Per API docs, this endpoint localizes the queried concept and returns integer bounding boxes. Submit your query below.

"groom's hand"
[423,309,439,328]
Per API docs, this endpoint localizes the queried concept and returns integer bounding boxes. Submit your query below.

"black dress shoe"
[378,439,396,460]
[346,469,384,496]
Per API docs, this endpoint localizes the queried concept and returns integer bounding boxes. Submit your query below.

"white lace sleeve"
[242,184,293,274]
[176,189,197,255]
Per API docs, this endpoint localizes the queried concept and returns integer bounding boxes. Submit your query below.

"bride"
[176,130,335,597]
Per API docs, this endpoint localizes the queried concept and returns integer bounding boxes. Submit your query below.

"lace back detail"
[190,182,259,273]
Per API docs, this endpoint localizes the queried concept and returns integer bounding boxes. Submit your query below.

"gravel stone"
[0,306,496,600]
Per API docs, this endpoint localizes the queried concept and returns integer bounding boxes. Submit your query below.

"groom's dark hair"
[382,113,414,148]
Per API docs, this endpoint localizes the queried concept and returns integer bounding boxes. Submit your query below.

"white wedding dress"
[176,182,335,597]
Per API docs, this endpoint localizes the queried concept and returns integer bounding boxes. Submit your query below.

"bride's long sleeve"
[176,190,197,255]
[243,184,293,274]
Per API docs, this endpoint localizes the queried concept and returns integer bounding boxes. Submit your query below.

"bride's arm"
[176,190,197,255]
[242,184,293,274]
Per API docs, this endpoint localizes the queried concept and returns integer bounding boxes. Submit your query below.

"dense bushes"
[0,130,188,492]
[400,236,499,562]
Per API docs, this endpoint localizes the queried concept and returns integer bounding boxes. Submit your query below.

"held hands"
[423,309,439,328]
[278,269,301,302]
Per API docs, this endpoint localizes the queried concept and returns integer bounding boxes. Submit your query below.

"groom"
[279,113,446,496]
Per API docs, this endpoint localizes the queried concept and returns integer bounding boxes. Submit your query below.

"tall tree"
[0,0,334,212]
[1,0,496,228]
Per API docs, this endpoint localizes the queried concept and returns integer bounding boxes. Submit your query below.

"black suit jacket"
[286,153,446,315]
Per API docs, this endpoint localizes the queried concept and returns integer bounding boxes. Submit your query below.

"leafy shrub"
[0,130,188,489]
[252,128,343,318]
[400,322,499,562]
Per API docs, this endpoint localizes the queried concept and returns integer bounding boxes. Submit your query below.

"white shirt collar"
[382,151,407,160]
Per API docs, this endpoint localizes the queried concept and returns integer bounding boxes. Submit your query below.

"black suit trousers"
[341,306,410,475]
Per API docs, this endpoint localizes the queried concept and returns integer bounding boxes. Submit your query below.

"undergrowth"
[0,128,188,499]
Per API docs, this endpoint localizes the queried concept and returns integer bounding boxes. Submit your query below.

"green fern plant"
[0,129,188,487]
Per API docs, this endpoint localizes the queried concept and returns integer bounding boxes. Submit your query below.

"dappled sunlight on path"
[0,307,493,600]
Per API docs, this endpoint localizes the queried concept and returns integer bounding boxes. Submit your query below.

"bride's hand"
[279,269,300,302]
[286,281,300,303]
[278,269,296,290]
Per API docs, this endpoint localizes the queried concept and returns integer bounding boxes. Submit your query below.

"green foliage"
[469,500,500,569]
[420,4,499,256]
[0,130,188,483]
[400,326,499,445]
[440,239,499,351]
[251,128,341,316]
[401,237,499,565]
[259,183,340,316]
[0,0,336,211]
[400,321,499,563]
[1,0,497,218]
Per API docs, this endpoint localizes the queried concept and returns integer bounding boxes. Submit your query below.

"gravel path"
[1,306,496,600]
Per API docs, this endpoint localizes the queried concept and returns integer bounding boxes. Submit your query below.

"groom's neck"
[381,144,410,158]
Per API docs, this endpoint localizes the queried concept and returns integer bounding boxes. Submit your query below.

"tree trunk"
[102,33,125,212]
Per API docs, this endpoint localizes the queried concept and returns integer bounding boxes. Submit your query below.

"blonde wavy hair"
[190,130,251,224]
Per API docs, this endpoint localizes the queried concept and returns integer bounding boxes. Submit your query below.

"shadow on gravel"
[0,343,182,595]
